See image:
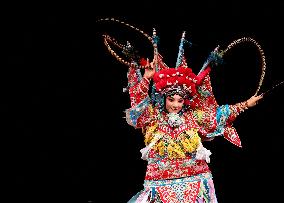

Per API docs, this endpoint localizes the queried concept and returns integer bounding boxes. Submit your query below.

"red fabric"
[145,153,210,180]
[224,127,242,147]
[196,66,211,85]
[156,181,200,203]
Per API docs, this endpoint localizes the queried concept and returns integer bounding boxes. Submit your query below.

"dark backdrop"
[4,1,284,203]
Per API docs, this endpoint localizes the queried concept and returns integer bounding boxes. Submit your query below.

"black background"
[4,1,284,203]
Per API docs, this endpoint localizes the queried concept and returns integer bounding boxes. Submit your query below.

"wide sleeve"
[195,68,247,147]
[124,64,154,129]
[201,103,246,147]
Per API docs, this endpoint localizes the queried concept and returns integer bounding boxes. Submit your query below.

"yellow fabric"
[145,126,201,159]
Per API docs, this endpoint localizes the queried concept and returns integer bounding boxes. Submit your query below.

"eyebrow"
[167,97,183,100]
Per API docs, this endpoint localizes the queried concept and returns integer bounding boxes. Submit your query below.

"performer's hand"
[143,58,156,80]
[246,94,264,108]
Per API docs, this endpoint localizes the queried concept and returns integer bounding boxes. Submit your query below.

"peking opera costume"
[98,18,267,203]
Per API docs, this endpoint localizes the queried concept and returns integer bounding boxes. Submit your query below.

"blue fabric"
[126,97,151,127]
[207,104,231,138]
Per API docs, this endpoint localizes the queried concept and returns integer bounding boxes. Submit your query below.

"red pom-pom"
[139,58,148,66]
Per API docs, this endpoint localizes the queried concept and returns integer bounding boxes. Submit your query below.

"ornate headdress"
[98,18,268,108]
[136,29,212,110]
[149,32,198,96]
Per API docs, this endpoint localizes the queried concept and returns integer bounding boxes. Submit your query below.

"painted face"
[165,94,184,113]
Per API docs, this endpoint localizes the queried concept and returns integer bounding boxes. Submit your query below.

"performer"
[99,19,265,202]
[125,59,262,203]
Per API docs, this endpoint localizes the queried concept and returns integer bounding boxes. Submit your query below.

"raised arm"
[125,59,156,129]
[128,59,155,107]
[195,68,264,147]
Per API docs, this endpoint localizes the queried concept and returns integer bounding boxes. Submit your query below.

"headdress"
[97,18,268,107]
[138,30,210,110]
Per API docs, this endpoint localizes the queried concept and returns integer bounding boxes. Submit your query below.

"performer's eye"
[178,99,184,103]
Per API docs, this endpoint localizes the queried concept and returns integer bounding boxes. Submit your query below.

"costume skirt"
[127,172,218,203]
